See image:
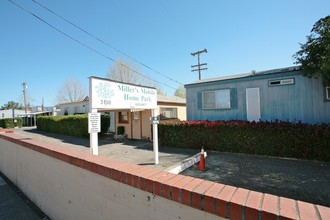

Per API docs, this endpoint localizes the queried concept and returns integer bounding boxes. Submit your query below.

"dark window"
[326,87,330,100]
[269,81,281,86]
[119,111,129,123]
[160,108,178,120]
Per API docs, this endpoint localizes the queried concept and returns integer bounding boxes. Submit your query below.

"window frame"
[268,78,295,87]
[202,89,231,110]
[160,107,178,120]
[118,111,129,124]
[326,87,330,100]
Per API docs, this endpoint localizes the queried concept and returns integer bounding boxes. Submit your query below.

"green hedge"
[0,118,23,128]
[159,120,330,161]
[37,114,110,138]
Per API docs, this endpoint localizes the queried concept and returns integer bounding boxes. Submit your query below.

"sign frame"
[88,76,159,164]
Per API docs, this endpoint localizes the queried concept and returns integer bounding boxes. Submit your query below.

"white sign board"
[88,112,100,133]
[89,77,159,164]
[90,77,157,110]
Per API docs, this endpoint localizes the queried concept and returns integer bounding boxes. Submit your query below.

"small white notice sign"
[88,113,101,133]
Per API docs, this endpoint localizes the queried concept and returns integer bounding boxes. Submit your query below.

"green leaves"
[293,15,330,86]
[37,114,110,138]
[159,120,330,161]
[0,118,22,128]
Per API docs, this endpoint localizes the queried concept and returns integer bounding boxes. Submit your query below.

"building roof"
[185,66,301,87]
[157,94,186,104]
[58,96,89,106]
[17,111,52,116]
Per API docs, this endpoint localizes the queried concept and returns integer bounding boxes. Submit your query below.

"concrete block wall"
[0,132,329,220]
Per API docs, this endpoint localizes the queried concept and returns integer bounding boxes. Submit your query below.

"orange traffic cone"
[199,146,206,171]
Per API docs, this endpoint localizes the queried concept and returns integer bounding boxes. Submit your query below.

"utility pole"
[22,82,27,113]
[191,48,207,80]
[42,97,44,111]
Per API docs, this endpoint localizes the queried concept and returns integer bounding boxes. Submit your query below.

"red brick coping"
[1,132,329,220]
[0,128,14,134]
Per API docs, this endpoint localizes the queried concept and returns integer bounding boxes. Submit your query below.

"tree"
[56,78,87,103]
[293,15,330,86]
[0,101,23,110]
[157,89,166,96]
[107,58,158,88]
[174,85,186,98]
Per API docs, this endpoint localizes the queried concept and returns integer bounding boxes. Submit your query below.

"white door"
[246,88,261,122]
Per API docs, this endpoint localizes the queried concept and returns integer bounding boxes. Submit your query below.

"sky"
[0,0,329,108]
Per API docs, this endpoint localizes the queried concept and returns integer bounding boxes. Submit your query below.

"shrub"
[37,114,110,138]
[0,118,23,128]
[117,126,125,135]
[158,120,330,161]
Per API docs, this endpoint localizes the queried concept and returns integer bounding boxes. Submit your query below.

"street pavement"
[0,174,49,220]
[13,127,200,171]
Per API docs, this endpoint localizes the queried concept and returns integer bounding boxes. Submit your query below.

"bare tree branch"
[57,78,87,103]
[107,58,158,88]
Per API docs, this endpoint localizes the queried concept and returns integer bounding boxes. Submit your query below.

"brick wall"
[0,132,329,220]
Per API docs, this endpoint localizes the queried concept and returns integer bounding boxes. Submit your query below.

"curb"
[165,152,207,174]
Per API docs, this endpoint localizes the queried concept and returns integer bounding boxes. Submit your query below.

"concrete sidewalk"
[13,127,199,171]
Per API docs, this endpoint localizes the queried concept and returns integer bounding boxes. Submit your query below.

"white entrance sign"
[89,77,159,164]
[90,77,157,110]
[88,113,100,133]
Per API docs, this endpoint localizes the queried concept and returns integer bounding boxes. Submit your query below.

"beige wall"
[116,111,132,138]
[0,138,222,220]
[116,103,186,140]
[157,104,186,121]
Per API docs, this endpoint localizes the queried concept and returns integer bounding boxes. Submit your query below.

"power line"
[8,0,177,91]
[32,0,183,86]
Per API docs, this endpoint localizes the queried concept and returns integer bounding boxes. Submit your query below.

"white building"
[58,96,89,115]
[0,109,28,119]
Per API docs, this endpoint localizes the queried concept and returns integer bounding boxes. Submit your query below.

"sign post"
[89,78,99,155]
[152,110,159,164]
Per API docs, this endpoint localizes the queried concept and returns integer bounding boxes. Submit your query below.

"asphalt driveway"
[182,151,330,207]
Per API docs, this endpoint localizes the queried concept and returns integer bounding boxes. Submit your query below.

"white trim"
[326,87,330,100]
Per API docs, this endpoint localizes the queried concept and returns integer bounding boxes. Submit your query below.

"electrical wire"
[8,0,178,91]
[32,0,184,86]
